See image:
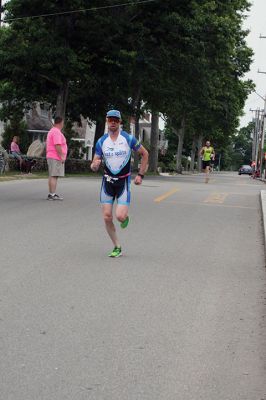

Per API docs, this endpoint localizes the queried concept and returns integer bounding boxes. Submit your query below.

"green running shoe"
[108,247,122,258]
[120,216,129,229]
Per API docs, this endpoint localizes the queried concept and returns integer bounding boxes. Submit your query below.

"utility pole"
[254,109,260,167]
[250,109,261,162]
[258,34,266,178]
[259,96,266,179]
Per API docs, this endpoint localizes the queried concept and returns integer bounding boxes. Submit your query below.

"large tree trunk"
[133,98,141,171]
[56,81,69,119]
[0,0,2,27]
[175,116,185,174]
[92,117,106,157]
[190,136,197,172]
[132,114,141,171]
[197,135,203,172]
[149,112,159,173]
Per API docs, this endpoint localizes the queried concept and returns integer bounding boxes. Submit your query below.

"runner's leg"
[205,165,210,183]
[116,176,130,227]
[116,204,129,224]
[102,203,120,248]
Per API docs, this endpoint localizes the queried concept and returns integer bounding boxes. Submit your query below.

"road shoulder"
[260,190,266,252]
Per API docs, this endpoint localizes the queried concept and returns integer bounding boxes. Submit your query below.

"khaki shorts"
[47,158,65,177]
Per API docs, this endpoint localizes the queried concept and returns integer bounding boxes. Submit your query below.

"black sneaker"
[53,193,63,200]
[47,194,63,201]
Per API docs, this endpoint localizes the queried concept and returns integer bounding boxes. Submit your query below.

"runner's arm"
[134,145,149,185]
[137,145,149,176]
[91,154,102,172]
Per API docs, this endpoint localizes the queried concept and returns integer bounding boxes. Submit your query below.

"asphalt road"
[0,172,266,400]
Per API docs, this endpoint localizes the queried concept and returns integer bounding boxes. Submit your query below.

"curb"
[260,190,266,249]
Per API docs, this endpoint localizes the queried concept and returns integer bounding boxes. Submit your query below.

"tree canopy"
[0,0,254,168]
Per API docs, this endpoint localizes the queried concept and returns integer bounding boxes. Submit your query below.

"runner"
[91,109,149,257]
[200,140,215,183]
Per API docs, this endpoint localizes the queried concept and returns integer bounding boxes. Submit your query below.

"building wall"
[129,113,168,151]
[71,117,96,160]
[25,102,53,133]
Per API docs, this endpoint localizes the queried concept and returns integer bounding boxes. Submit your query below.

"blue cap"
[106,110,121,119]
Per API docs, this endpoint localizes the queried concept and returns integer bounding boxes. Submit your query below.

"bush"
[65,159,92,173]
[157,161,166,172]
[167,161,176,172]
[6,156,92,173]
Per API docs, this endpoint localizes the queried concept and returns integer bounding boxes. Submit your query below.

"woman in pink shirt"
[10,136,23,170]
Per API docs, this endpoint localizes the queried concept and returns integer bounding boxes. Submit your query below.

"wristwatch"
[137,173,144,179]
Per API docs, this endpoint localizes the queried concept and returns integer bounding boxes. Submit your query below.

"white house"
[71,116,96,160]
[129,112,168,153]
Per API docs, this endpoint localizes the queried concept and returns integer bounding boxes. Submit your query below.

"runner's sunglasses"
[107,117,120,123]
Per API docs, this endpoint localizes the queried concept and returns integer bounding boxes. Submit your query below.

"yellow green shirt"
[202,146,214,161]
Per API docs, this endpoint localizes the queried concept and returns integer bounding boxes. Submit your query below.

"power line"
[255,91,266,101]
[1,0,157,23]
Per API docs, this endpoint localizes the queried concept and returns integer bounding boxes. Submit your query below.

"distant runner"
[91,110,149,257]
[200,140,215,183]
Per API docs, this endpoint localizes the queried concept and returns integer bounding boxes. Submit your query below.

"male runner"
[200,140,215,183]
[91,110,149,257]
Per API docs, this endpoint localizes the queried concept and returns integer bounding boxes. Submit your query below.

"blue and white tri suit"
[95,130,141,205]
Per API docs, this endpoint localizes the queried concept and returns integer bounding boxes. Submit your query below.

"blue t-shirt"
[95,130,141,176]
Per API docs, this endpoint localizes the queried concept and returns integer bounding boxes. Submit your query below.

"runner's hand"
[91,159,101,172]
[134,175,142,185]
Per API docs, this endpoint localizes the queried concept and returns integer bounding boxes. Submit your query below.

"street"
[0,173,266,400]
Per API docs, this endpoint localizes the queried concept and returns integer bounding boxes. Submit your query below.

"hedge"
[7,157,92,173]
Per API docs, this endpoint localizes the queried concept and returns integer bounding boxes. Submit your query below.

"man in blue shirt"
[91,109,149,257]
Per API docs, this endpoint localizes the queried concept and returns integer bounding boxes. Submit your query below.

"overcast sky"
[240,0,266,127]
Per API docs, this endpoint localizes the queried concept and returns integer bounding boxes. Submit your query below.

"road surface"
[0,172,266,399]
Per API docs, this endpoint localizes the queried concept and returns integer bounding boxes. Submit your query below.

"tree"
[0,0,254,164]
[228,122,254,169]
[0,0,95,119]
[160,0,253,172]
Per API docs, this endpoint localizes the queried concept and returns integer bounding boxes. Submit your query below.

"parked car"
[238,165,252,175]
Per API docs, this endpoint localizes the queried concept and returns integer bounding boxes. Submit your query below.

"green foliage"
[0,0,254,161]
[228,121,253,169]
[216,121,254,170]
[160,0,253,168]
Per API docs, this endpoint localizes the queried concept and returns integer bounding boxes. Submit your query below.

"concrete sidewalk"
[260,190,266,251]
